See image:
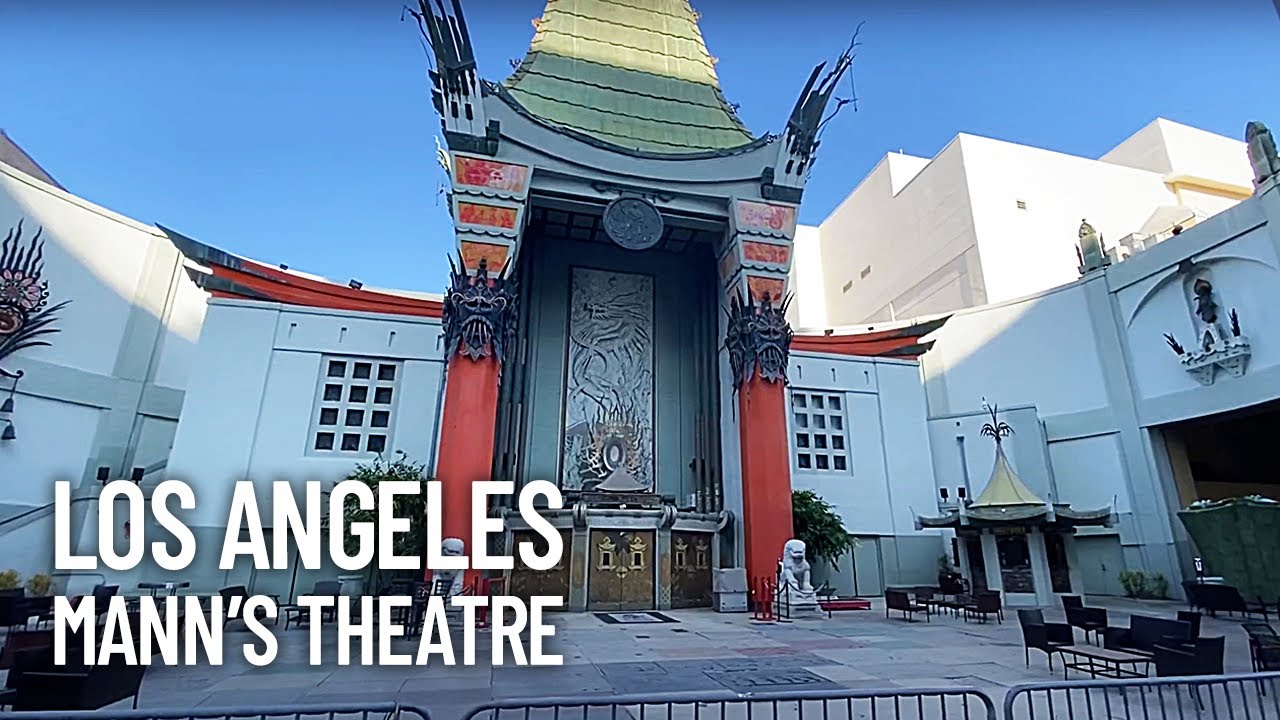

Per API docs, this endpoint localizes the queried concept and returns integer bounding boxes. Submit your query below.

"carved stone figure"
[1077,219,1108,274]
[1246,121,1280,186]
[441,255,518,368]
[725,291,794,388]
[1192,278,1226,350]
[779,539,813,593]
[431,537,467,598]
[776,538,821,617]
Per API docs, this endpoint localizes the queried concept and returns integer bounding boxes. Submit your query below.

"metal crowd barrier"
[462,687,999,720]
[0,702,432,720]
[1004,671,1280,720]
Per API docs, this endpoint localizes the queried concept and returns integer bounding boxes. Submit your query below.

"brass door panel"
[587,529,655,611]
[671,531,713,609]
[508,530,572,603]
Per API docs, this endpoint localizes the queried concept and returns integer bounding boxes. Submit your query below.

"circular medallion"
[603,196,664,251]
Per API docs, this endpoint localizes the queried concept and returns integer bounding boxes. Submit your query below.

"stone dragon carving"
[725,291,793,388]
[440,255,517,368]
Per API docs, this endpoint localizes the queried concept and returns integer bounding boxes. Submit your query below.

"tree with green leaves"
[323,451,431,589]
[791,489,857,566]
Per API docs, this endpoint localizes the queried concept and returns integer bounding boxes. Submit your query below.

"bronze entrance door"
[587,529,655,611]
[509,530,572,602]
[671,531,713,608]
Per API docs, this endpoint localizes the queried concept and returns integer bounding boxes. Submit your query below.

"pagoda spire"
[502,0,755,154]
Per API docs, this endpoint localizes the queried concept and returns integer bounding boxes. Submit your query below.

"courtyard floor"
[114,596,1261,717]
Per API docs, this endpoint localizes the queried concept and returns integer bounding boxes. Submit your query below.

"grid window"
[790,390,852,474]
[309,355,402,457]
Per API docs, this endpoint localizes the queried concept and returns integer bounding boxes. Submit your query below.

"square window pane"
[829,396,842,410]
[341,434,361,451]
[814,415,826,429]
[374,387,394,404]
[315,432,335,450]
[372,410,390,428]
[832,435,845,450]
[812,396,825,409]
[816,454,830,470]
[367,435,387,453]
[834,455,847,471]
[793,394,807,408]
[378,364,397,381]
[349,386,369,403]
[345,409,365,427]
[795,433,809,448]
[831,415,844,430]
[353,362,372,380]
[797,454,811,469]
[327,361,347,378]
[319,408,339,426]
[794,413,808,429]
[815,435,827,449]
[323,384,342,401]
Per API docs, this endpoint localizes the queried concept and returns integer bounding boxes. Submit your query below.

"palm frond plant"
[979,401,1014,446]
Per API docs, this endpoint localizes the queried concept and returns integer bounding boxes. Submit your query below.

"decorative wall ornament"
[602,196,664,251]
[0,221,70,441]
[561,268,654,492]
[1246,121,1280,189]
[725,290,793,388]
[440,255,517,366]
[1076,219,1110,275]
[1162,276,1251,386]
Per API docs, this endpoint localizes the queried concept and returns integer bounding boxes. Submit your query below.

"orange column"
[431,353,501,584]
[737,374,794,589]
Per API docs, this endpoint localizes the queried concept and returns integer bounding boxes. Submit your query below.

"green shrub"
[26,573,53,596]
[0,570,19,590]
[1118,569,1168,599]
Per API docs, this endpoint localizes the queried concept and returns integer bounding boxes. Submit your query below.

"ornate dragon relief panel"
[561,268,655,492]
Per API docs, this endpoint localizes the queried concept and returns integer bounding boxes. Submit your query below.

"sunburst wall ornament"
[0,220,71,440]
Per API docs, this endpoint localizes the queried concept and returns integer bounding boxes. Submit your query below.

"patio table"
[137,581,190,598]
[1057,645,1152,680]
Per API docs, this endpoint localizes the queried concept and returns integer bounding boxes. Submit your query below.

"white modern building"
[790,118,1255,329]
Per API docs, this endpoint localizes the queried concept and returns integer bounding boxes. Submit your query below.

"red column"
[737,374,794,589]
[431,353,501,584]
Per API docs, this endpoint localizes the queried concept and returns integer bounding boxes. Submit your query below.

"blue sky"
[3,0,1277,292]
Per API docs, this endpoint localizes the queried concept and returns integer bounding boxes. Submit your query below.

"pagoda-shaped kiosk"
[916,407,1112,607]
[416,0,854,611]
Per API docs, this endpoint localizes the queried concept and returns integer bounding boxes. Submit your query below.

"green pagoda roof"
[501,0,757,154]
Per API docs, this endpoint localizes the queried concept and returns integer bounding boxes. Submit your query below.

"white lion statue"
[431,537,467,597]
[779,538,813,593]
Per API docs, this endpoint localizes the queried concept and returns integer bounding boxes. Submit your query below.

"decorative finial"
[979,400,1014,446]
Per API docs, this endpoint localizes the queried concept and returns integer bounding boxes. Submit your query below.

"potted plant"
[0,569,20,592]
[26,573,53,597]
[937,554,964,593]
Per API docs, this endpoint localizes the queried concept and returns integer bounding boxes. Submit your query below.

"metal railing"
[462,687,998,720]
[0,702,431,720]
[1005,671,1280,719]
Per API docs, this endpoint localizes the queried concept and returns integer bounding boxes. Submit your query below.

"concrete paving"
[94,597,1269,718]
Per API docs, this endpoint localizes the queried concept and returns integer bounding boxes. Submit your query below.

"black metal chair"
[1154,636,1225,709]
[1062,595,1107,644]
[963,592,1002,623]
[1017,609,1073,669]
[1243,622,1280,672]
[1176,610,1202,639]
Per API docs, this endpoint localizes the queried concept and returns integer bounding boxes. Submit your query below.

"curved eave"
[159,225,443,320]
[793,315,952,360]
[489,82,772,161]
[916,505,1113,531]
